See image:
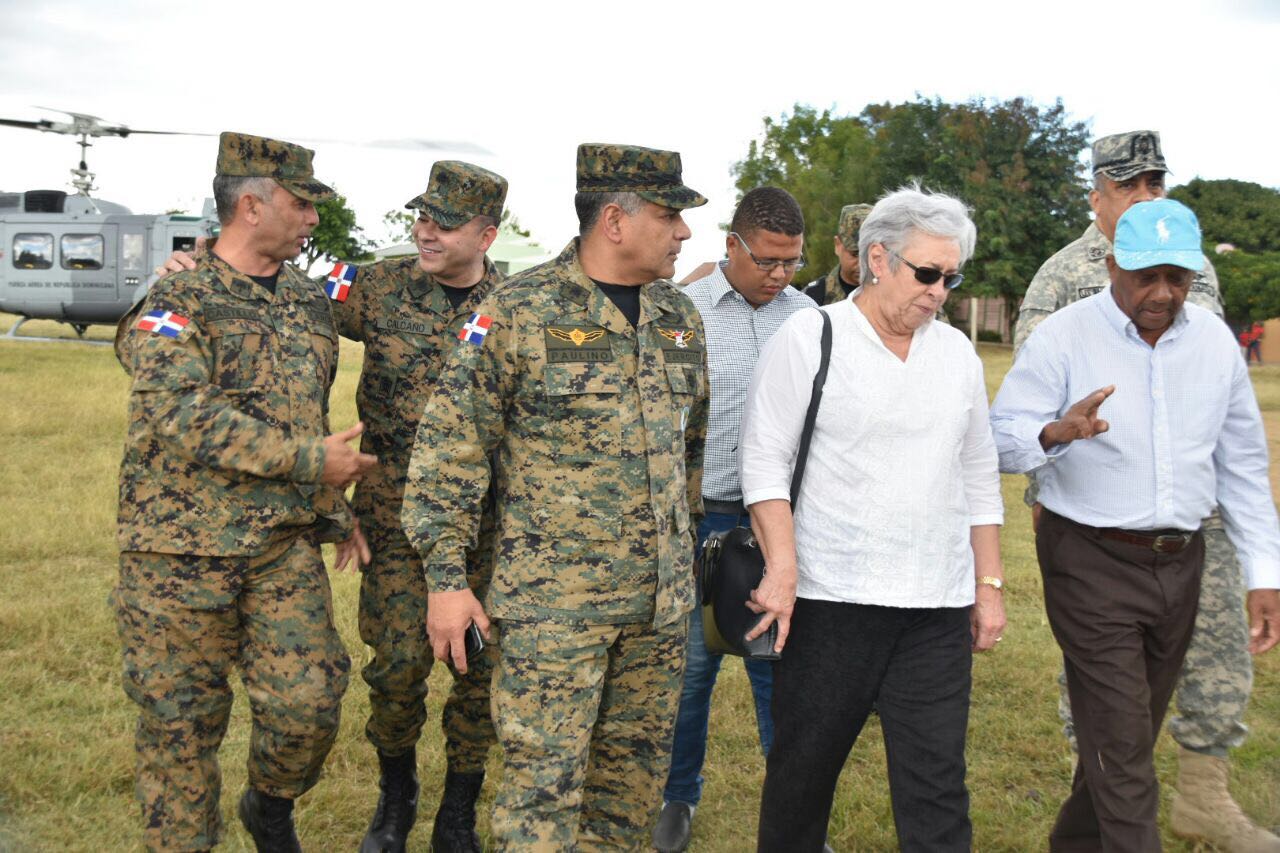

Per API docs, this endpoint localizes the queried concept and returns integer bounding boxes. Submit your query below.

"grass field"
[0,313,1277,851]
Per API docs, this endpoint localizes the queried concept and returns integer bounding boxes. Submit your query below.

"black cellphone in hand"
[464,621,484,657]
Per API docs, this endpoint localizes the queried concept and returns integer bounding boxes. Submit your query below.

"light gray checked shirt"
[683,261,814,502]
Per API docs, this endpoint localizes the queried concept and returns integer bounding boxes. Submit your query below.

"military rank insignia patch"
[544,325,611,363]
[657,327,697,349]
[656,325,703,364]
[459,313,493,345]
[325,263,357,301]
[137,309,190,338]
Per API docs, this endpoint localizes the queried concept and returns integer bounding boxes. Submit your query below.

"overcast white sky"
[2,0,1277,279]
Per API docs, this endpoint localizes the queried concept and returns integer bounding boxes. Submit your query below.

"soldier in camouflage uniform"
[1015,130,1277,852]
[802,203,872,305]
[401,143,710,851]
[113,132,377,852]
[328,161,508,853]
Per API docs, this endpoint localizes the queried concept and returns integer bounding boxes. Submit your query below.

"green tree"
[1211,249,1280,326]
[1168,178,1280,253]
[303,190,374,269]
[734,97,1092,336]
[382,208,415,244]
[500,209,531,237]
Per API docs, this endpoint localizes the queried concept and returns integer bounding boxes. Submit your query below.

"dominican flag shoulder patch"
[325,263,357,301]
[137,310,190,338]
[458,313,493,345]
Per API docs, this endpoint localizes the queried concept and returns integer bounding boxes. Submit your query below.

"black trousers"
[1037,509,1204,853]
[757,598,973,853]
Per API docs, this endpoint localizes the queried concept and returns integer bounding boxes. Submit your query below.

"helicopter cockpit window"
[172,236,197,253]
[13,233,54,270]
[61,234,105,270]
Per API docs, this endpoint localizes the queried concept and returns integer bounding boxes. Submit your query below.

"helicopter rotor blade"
[0,117,55,131]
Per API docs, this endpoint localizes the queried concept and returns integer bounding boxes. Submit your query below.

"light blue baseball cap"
[1113,198,1207,272]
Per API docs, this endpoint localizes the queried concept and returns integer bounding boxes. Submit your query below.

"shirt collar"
[1097,283,1191,344]
[706,260,808,311]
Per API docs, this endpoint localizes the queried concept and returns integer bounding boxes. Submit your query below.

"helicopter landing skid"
[3,317,111,346]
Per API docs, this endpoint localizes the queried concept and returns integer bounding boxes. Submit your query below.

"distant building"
[373,229,554,276]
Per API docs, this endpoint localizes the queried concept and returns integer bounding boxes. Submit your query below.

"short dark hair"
[729,187,804,239]
[575,191,644,236]
[472,213,499,231]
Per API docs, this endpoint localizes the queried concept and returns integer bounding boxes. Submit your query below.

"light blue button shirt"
[989,286,1280,589]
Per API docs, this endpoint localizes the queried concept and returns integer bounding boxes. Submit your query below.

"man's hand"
[152,235,207,278]
[427,588,491,674]
[971,585,1007,652]
[1246,588,1280,654]
[321,423,377,488]
[1040,385,1115,451]
[745,563,797,654]
[333,518,372,572]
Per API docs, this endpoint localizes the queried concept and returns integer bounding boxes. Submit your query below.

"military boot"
[1170,747,1280,852]
[360,749,420,853]
[238,788,302,853]
[429,769,485,853]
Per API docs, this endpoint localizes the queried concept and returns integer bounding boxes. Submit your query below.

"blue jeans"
[663,511,774,806]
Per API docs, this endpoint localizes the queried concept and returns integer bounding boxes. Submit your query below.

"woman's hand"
[745,563,797,654]
[971,584,1006,652]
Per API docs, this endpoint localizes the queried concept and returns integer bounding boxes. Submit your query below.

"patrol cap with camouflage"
[216,131,334,203]
[405,160,508,228]
[576,143,707,210]
[1092,130,1168,182]
[836,203,874,252]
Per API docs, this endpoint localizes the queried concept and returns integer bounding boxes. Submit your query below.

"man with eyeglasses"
[803,203,872,305]
[1013,132,1274,852]
[652,186,814,853]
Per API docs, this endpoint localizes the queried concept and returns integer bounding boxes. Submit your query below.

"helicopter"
[0,109,219,340]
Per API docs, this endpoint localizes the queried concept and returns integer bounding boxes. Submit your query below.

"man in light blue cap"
[989,198,1280,852]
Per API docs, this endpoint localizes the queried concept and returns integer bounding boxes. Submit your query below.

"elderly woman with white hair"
[740,185,1006,852]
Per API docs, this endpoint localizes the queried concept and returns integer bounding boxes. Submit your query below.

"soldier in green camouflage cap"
[803,202,873,305]
[113,131,376,852]
[1014,132,1276,851]
[216,130,335,203]
[402,141,709,850]
[323,159,508,853]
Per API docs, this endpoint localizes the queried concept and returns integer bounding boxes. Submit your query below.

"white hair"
[857,183,977,283]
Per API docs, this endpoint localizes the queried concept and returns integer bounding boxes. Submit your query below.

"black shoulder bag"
[698,308,833,660]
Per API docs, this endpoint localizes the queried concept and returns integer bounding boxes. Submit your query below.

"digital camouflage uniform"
[402,143,710,851]
[1014,131,1250,761]
[331,191,504,769]
[802,203,871,306]
[113,132,352,853]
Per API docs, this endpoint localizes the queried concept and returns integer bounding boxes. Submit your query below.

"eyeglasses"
[890,250,964,290]
[730,232,806,273]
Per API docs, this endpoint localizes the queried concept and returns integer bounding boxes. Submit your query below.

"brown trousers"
[1037,509,1203,853]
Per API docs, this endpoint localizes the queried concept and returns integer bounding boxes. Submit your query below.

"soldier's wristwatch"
[977,576,1004,592]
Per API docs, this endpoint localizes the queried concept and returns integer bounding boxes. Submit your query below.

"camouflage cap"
[836,203,874,252]
[404,160,508,228]
[215,131,333,203]
[576,143,707,210]
[1092,130,1168,182]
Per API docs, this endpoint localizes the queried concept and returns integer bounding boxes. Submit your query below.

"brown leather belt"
[1100,528,1196,554]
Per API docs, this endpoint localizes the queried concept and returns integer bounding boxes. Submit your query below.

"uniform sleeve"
[1187,258,1225,318]
[127,284,325,483]
[325,263,366,342]
[402,300,515,591]
[683,314,710,516]
[1013,263,1065,355]
[1213,347,1280,589]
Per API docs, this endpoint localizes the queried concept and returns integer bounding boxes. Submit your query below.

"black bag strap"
[788,308,833,510]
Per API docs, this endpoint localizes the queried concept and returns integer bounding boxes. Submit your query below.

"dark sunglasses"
[890,250,964,290]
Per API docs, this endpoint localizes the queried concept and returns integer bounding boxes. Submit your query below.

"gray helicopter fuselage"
[0,190,214,326]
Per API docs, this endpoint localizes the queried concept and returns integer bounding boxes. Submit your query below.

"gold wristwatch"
[977,576,1004,591]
